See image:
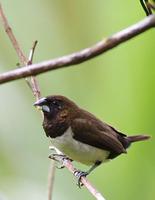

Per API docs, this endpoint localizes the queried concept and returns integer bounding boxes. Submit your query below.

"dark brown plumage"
[34,95,150,180]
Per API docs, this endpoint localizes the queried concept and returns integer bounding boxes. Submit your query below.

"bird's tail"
[127,135,150,143]
[120,134,151,149]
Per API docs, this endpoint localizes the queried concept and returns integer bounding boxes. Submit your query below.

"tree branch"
[47,160,56,200]
[27,40,41,100]
[0,3,27,64]
[0,3,40,99]
[0,3,57,200]
[49,147,106,200]
[0,4,56,200]
[0,15,155,84]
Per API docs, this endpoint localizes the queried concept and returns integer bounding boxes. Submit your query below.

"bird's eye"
[51,100,62,109]
[52,101,57,105]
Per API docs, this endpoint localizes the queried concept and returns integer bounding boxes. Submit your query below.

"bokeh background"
[0,1,154,200]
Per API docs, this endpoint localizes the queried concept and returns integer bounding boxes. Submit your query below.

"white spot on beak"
[42,105,50,113]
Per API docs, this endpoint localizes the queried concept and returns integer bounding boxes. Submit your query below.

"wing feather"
[71,118,126,154]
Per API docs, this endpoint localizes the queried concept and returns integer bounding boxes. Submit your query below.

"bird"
[34,95,150,185]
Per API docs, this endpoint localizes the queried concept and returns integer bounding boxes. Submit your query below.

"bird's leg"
[49,153,73,169]
[74,161,102,188]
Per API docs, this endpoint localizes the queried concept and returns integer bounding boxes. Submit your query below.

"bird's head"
[34,95,78,119]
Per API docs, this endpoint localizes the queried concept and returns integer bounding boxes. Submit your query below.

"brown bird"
[34,95,150,184]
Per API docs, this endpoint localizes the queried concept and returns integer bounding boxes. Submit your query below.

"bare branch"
[25,41,38,94]
[0,4,39,97]
[0,3,27,64]
[48,160,56,200]
[27,41,41,100]
[49,147,106,200]
[0,4,57,200]
[28,40,38,65]
[0,15,155,84]
[0,4,56,199]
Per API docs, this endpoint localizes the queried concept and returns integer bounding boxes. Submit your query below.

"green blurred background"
[0,1,154,200]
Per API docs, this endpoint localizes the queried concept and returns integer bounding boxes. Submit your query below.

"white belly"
[50,127,110,166]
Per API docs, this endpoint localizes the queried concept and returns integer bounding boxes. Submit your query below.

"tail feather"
[119,134,151,149]
[127,135,150,143]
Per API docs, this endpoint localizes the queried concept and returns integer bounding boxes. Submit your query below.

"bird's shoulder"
[72,108,126,137]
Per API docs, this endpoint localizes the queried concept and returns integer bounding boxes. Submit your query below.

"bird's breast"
[50,127,110,165]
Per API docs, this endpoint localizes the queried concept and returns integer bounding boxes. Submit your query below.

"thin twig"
[49,147,106,200]
[28,40,38,65]
[0,2,56,200]
[0,3,27,64]
[140,0,155,15]
[48,160,56,200]
[147,2,155,10]
[0,3,40,98]
[27,40,41,100]
[0,15,155,84]
[0,3,56,200]
[25,41,37,93]
[140,0,152,15]
[28,42,55,199]
[0,2,41,98]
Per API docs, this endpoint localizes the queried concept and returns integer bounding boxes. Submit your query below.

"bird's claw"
[56,164,65,169]
[48,153,72,169]
[74,170,89,188]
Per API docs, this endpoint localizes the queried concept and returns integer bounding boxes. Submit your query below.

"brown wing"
[71,118,126,155]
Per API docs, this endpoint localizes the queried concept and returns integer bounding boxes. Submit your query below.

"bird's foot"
[56,155,73,169]
[74,170,89,188]
[48,153,72,169]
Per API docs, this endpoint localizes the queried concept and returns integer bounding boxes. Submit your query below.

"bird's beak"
[34,98,50,113]
[34,97,47,107]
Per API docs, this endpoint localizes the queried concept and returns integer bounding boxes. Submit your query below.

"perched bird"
[34,95,150,183]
